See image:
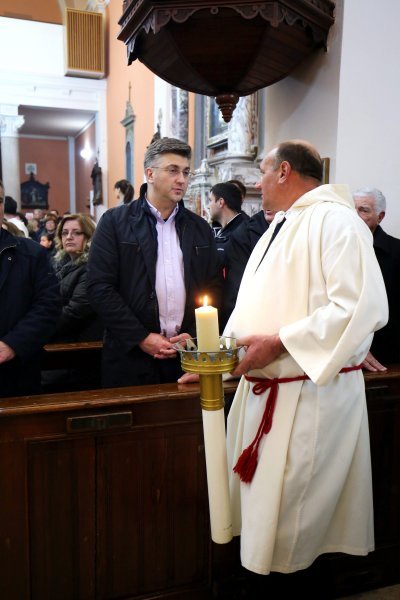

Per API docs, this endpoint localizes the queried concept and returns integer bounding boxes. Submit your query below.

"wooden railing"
[1,370,399,598]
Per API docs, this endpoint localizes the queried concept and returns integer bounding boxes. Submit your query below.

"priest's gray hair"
[353,187,386,214]
[144,137,191,169]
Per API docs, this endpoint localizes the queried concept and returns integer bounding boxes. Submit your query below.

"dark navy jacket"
[221,210,269,329]
[87,194,223,387]
[0,229,61,397]
[371,225,400,364]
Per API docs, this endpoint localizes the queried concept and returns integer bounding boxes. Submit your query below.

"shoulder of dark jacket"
[374,225,400,255]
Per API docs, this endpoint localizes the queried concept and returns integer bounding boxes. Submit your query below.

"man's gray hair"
[353,187,386,214]
[144,137,191,169]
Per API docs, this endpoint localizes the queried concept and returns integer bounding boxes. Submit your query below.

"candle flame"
[203,295,208,307]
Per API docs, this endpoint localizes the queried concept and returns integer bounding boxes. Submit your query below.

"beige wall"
[106,1,155,206]
[19,137,69,214]
[0,0,61,23]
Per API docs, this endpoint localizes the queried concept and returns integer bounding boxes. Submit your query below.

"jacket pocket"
[195,245,210,255]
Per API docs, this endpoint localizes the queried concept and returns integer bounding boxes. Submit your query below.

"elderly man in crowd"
[353,187,400,368]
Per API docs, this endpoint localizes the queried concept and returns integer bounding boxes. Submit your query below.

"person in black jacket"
[221,208,273,329]
[51,213,102,342]
[41,213,103,392]
[0,180,61,398]
[87,138,223,387]
[208,182,249,268]
[354,187,400,368]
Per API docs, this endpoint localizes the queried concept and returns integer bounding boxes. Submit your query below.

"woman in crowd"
[51,213,102,342]
[42,213,102,392]
[114,179,134,205]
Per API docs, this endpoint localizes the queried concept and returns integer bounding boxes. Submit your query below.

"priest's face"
[259,150,281,211]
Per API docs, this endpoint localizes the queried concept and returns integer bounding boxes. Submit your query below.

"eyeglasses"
[61,230,85,238]
[150,166,193,179]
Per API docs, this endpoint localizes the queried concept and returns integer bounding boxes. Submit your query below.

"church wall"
[0,0,61,25]
[262,1,343,175]
[106,1,155,207]
[261,0,400,237]
[75,119,96,214]
[0,17,64,76]
[335,0,400,237]
[18,136,69,214]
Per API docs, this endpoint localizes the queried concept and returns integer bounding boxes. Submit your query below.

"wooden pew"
[0,371,399,599]
[41,341,103,392]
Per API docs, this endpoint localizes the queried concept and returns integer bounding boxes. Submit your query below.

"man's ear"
[219,197,225,208]
[145,167,154,183]
[279,160,291,182]
[377,211,385,224]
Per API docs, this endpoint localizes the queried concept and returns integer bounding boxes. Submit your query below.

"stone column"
[0,105,24,206]
[213,93,262,216]
[171,87,188,142]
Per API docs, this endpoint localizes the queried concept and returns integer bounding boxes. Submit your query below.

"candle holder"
[174,336,241,544]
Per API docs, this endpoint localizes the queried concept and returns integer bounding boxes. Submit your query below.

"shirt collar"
[146,198,179,223]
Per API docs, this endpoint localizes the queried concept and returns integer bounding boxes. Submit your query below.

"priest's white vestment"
[224,184,388,575]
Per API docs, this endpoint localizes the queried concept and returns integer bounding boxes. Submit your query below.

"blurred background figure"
[39,232,55,256]
[27,216,41,241]
[4,196,29,237]
[41,213,58,237]
[114,179,134,205]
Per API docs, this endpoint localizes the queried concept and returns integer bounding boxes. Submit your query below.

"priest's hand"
[231,334,285,377]
[361,351,387,372]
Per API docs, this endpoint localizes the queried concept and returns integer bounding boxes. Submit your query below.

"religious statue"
[91,158,103,205]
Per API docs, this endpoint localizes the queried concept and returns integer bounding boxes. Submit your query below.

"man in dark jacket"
[87,138,223,387]
[0,180,61,397]
[221,208,272,329]
[354,187,400,367]
[208,182,249,268]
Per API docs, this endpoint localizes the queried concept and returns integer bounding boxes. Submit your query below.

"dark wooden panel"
[28,437,96,600]
[0,441,30,600]
[96,423,209,599]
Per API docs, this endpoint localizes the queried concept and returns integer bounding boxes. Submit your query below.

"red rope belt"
[233,364,363,484]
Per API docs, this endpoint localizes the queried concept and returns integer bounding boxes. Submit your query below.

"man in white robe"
[224,140,388,576]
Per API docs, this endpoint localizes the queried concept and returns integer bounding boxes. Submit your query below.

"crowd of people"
[1,138,399,397]
[1,136,399,582]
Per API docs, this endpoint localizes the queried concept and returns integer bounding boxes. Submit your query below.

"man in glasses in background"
[87,137,222,387]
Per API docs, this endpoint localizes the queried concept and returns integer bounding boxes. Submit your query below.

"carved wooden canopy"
[118,1,335,121]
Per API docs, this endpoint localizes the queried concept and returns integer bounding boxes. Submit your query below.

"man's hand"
[169,332,191,345]
[139,332,176,359]
[361,351,387,372]
[231,334,285,377]
[177,373,199,384]
[0,341,16,364]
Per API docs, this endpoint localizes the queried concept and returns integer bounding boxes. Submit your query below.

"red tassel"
[233,446,258,483]
[233,380,278,483]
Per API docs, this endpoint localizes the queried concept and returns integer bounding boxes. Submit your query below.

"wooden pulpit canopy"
[118,0,335,121]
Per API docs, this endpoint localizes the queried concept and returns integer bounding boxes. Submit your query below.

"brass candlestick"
[175,337,240,544]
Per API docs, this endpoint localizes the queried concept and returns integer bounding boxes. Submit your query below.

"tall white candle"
[195,297,220,352]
